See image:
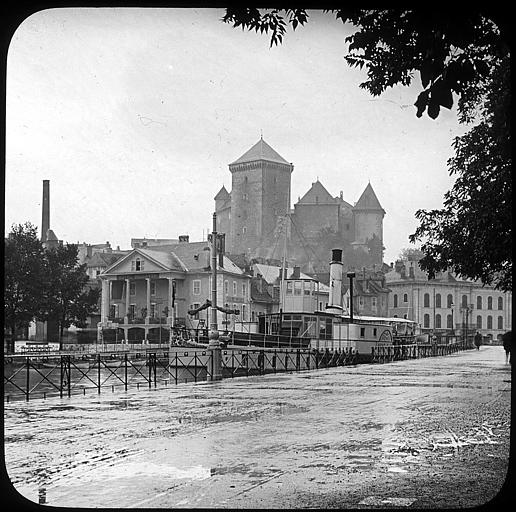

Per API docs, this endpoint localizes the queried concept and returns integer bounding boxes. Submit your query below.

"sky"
[5,8,467,264]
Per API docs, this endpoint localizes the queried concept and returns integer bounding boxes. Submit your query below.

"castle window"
[435,314,441,328]
[393,294,398,308]
[242,226,247,234]
[403,293,408,303]
[498,297,503,310]
[477,315,482,329]
[424,293,430,307]
[487,315,493,329]
[462,294,468,307]
[487,296,493,310]
[477,296,482,310]
[423,314,430,328]
[498,316,503,329]
[436,294,441,308]
[447,294,453,308]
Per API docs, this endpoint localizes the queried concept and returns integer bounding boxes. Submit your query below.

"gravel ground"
[3,345,512,509]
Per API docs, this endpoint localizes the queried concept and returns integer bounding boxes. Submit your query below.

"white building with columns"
[98,241,252,343]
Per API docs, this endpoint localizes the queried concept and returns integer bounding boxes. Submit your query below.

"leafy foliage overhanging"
[222,8,511,291]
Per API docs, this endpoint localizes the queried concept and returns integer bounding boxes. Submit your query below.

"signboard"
[15,341,60,353]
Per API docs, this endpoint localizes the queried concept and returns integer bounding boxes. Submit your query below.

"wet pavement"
[4,346,512,508]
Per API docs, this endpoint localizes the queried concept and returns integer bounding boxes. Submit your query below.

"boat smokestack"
[326,248,343,314]
[41,180,50,242]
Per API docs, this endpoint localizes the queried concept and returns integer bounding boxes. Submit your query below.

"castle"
[214,137,386,270]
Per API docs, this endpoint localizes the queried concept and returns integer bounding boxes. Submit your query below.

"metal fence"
[371,339,471,363]
[4,339,473,402]
[3,346,360,402]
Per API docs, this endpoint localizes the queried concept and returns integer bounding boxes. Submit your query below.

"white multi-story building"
[385,259,512,342]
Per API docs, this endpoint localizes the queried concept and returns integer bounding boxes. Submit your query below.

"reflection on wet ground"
[4,347,511,509]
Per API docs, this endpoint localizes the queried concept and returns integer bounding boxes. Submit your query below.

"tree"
[398,247,424,261]
[222,8,511,290]
[41,243,100,344]
[4,223,45,352]
[410,55,511,290]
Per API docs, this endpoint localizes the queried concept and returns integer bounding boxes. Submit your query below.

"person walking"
[502,331,512,364]
[474,331,482,350]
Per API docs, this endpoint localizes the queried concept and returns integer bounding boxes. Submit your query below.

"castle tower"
[352,182,385,263]
[228,137,293,256]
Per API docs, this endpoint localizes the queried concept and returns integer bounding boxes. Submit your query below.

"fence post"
[67,356,71,397]
[208,344,222,381]
[124,353,128,391]
[97,353,101,394]
[26,357,30,401]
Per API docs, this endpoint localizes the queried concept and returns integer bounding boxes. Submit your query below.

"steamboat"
[184,248,418,361]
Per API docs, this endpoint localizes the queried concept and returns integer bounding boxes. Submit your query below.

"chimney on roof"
[41,180,50,242]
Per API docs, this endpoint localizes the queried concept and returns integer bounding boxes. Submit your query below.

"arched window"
[447,314,453,328]
[477,296,482,310]
[403,314,408,319]
[423,314,430,328]
[393,294,398,308]
[477,315,482,329]
[498,316,503,329]
[447,294,453,308]
[462,294,468,308]
[435,314,441,328]
[424,293,430,307]
[403,293,408,303]
[487,316,493,329]
[487,297,493,310]
[498,297,503,310]
[436,294,441,308]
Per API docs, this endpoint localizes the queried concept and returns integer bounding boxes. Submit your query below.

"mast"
[209,212,219,345]
[279,215,288,332]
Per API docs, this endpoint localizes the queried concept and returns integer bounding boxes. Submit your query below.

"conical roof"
[297,179,335,204]
[214,185,230,200]
[230,137,290,166]
[354,183,385,212]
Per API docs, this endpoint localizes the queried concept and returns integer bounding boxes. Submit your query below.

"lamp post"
[347,272,356,323]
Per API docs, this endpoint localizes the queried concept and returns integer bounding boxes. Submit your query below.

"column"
[125,279,130,322]
[101,279,110,324]
[146,278,151,321]
[167,277,175,326]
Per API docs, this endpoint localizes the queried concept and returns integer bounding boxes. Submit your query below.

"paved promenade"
[4,346,512,509]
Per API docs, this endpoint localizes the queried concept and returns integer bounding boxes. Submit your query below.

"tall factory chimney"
[41,180,50,242]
